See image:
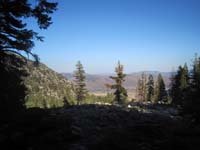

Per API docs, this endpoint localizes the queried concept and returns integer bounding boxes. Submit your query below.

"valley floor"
[1,104,200,150]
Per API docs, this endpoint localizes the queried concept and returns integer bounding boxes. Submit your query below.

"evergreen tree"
[155,73,168,103]
[136,72,147,101]
[182,54,200,122]
[0,0,57,61]
[136,79,143,101]
[108,61,127,105]
[0,0,57,119]
[74,61,87,105]
[170,64,189,106]
[146,74,154,102]
[190,54,200,90]
[0,52,27,119]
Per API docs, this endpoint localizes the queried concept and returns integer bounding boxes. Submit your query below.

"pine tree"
[182,54,200,122]
[170,64,189,106]
[191,54,200,90]
[136,72,147,102]
[155,73,168,103]
[0,52,27,118]
[0,0,57,119]
[146,74,154,102]
[142,73,147,101]
[108,61,127,105]
[74,61,87,105]
[0,0,57,61]
[181,64,189,91]
[136,79,143,101]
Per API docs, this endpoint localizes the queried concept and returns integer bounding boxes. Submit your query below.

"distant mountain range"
[61,71,172,97]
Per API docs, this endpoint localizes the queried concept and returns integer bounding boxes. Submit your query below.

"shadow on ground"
[1,104,199,150]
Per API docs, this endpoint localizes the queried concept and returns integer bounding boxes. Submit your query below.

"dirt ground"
[1,104,200,150]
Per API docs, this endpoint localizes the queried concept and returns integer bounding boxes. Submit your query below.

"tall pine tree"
[182,54,200,122]
[155,73,168,103]
[74,61,87,105]
[146,74,154,102]
[108,61,127,105]
[190,54,200,91]
[170,64,189,106]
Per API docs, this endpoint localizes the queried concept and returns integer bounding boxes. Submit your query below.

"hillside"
[24,62,75,108]
[62,72,171,98]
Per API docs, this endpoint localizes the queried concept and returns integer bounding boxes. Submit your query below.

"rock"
[127,104,132,108]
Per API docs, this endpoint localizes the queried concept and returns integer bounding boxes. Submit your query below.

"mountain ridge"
[24,61,75,108]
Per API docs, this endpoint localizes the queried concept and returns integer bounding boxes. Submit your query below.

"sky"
[30,0,200,74]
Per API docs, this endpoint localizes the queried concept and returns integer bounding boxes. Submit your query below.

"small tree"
[146,74,154,102]
[155,73,168,103]
[107,61,127,105]
[74,61,87,105]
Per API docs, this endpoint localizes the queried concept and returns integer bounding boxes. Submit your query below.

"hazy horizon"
[60,69,174,75]
[28,0,200,74]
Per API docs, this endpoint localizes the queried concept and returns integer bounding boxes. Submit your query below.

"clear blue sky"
[30,0,200,74]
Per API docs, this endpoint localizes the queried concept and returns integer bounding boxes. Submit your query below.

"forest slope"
[24,62,75,108]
